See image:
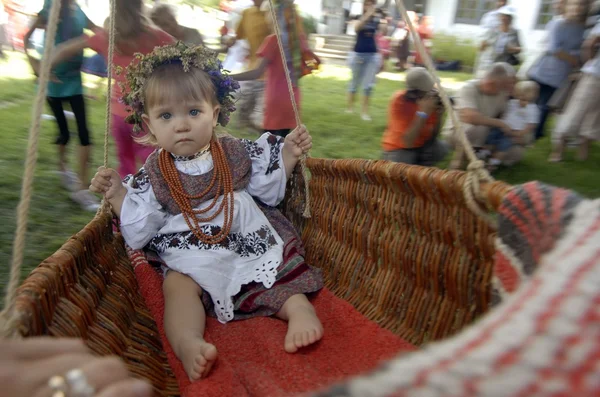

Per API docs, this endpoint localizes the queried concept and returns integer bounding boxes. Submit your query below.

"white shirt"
[502,100,540,131]
[120,134,288,324]
[480,10,501,33]
[582,22,600,78]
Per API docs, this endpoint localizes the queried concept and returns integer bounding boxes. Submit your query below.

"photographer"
[381,67,449,166]
[346,0,385,121]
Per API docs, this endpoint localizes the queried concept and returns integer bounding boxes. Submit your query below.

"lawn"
[0,51,599,296]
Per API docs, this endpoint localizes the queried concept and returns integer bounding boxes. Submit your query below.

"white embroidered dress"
[119,134,287,323]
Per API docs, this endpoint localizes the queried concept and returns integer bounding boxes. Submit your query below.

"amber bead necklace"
[158,137,234,244]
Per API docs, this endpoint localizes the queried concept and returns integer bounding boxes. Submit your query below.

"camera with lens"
[427,89,455,109]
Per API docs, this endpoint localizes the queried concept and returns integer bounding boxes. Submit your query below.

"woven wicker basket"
[11,159,510,396]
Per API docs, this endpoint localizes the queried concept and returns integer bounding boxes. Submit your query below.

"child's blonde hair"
[514,80,540,102]
[137,63,220,146]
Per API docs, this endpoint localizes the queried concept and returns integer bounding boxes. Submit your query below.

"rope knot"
[467,160,486,172]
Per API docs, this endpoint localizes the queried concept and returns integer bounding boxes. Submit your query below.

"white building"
[426,0,554,58]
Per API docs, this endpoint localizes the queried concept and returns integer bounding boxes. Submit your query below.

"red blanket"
[132,256,415,396]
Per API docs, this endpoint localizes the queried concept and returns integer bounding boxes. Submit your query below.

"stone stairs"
[309,34,354,64]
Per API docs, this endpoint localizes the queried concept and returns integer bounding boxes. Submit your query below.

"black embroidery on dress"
[147,225,278,257]
[171,148,210,162]
[241,139,264,159]
[266,134,283,175]
[127,167,149,189]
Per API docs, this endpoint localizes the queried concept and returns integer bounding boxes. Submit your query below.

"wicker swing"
[2,0,599,396]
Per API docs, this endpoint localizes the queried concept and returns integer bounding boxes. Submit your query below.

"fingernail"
[132,380,152,396]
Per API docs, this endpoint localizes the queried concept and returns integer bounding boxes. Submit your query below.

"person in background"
[392,19,410,71]
[480,0,508,33]
[376,20,391,72]
[475,0,508,75]
[24,0,100,211]
[483,80,539,170]
[346,0,384,121]
[528,0,588,140]
[413,15,434,67]
[549,19,600,162]
[42,0,175,178]
[0,337,153,397]
[476,6,521,77]
[226,0,270,132]
[381,67,448,166]
[81,17,109,101]
[150,4,204,46]
[231,0,319,138]
[450,63,517,169]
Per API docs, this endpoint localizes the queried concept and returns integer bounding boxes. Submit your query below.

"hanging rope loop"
[392,0,497,227]
[0,0,64,338]
[265,0,312,218]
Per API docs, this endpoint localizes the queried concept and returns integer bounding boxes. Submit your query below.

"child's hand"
[283,125,312,159]
[90,167,126,200]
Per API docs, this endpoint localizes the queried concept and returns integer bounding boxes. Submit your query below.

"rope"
[0,0,63,338]
[98,0,117,214]
[266,0,311,218]
[104,0,116,169]
[393,0,497,226]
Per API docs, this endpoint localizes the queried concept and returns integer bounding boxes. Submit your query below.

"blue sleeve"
[568,28,585,56]
[546,20,562,54]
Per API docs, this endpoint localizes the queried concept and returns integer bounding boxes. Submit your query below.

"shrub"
[301,13,318,35]
[431,33,478,71]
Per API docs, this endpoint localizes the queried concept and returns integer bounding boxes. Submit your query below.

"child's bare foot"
[284,304,323,353]
[177,336,218,381]
[277,294,323,353]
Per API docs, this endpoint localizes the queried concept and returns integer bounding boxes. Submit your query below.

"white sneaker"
[71,190,101,212]
[344,109,354,114]
[59,170,82,192]
[361,113,372,121]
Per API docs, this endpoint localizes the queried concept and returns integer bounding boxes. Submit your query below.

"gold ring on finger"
[48,375,68,397]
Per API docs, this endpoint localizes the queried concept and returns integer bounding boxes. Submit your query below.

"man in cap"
[450,62,524,169]
[381,67,449,166]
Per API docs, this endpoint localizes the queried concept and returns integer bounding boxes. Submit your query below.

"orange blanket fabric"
[133,257,415,396]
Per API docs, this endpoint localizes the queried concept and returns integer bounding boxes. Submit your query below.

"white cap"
[497,5,517,16]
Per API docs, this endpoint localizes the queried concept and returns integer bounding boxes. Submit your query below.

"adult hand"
[417,95,437,116]
[497,121,513,136]
[0,337,153,397]
[364,4,376,18]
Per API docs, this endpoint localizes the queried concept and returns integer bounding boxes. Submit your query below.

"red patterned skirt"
[144,201,323,320]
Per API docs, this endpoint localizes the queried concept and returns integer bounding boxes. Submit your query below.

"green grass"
[0,51,599,297]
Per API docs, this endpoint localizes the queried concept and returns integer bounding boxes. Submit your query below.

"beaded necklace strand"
[158,137,234,244]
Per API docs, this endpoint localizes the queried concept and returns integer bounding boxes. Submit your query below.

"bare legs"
[163,272,322,380]
[276,294,323,353]
[346,92,356,113]
[549,137,591,162]
[77,145,91,191]
[347,92,371,120]
[58,144,68,173]
[163,271,218,381]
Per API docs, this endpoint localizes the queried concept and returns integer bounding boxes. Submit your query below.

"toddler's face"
[143,98,220,157]
[518,89,537,106]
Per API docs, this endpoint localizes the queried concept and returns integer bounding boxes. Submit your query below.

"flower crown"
[119,42,240,131]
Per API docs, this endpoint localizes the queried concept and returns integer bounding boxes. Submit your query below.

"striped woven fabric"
[311,181,600,396]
